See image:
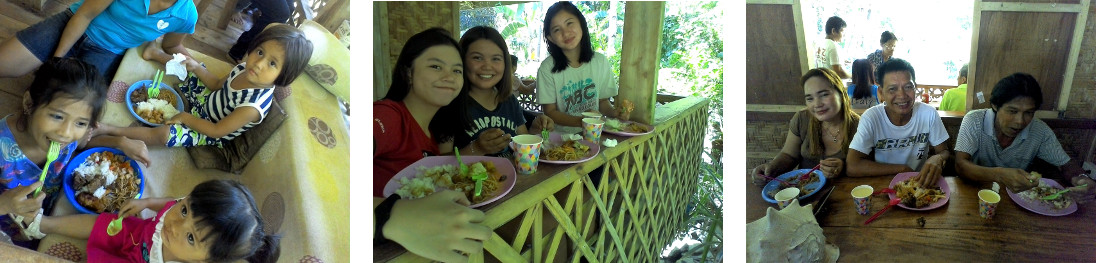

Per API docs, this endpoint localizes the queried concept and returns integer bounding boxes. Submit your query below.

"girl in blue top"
[0,0,198,79]
[447,26,555,157]
[94,24,313,149]
[0,58,107,249]
[847,59,880,109]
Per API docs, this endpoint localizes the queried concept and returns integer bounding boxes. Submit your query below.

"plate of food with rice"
[539,132,599,164]
[762,168,826,203]
[888,172,950,211]
[1006,174,1078,216]
[382,156,516,208]
[603,119,654,136]
[62,147,145,214]
[126,79,184,127]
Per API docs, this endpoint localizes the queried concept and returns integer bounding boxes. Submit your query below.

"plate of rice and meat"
[382,156,516,208]
[126,80,184,127]
[888,172,950,211]
[762,168,826,203]
[540,132,599,164]
[1006,177,1078,216]
[62,148,145,214]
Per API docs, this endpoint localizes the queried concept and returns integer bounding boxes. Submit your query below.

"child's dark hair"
[510,54,519,68]
[460,26,513,104]
[543,1,594,73]
[21,57,105,128]
[246,23,314,87]
[875,58,916,87]
[189,180,280,263]
[990,72,1043,110]
[825,16,846,36]
[383,27,471,144]
[851,59,874,99]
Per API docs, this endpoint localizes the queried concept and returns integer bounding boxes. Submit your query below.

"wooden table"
[746,175,1096,261]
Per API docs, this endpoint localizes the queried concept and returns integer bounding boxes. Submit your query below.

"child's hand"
[182,57,202,72]
[385,190,491,262]
[529,114,555,132]
[164,113,191,126]
[474,128,511,155]
[0,181,45,216]
[117,199,150,219]
[118,137,151,167]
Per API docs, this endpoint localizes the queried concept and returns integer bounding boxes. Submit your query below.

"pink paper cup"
[511,135,542,175]
[582,118,605,144]
[852,185,874,215]
[978,189,1001,219]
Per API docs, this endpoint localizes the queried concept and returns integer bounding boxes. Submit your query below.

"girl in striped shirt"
[95,24,312,148]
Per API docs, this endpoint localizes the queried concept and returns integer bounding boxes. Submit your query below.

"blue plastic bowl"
[62,147,145,214]
[761,168,827,204]
[125,79,184,127]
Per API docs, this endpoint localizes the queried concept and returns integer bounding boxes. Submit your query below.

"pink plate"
[887,172,951,211]
[539,132,600,164]
[602,120,655,136]
[1006,178,1078,216]
[382,156,517,208]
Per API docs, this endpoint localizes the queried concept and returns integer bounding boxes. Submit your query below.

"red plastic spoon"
[864,198,902,225]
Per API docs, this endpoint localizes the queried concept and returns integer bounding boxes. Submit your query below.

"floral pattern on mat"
[275,85,292,102]
[108,81,129,103]
[300,255,324,263]
[308,117,336,148]
[46,242,83,261]
[262,192,285,234]
[258,136,282,164]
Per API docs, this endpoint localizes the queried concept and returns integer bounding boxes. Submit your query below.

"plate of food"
[762,169,826,203]
[1006,177,1078,216]
[888,172,950,211]
[382,156,517,208]
[62,147,145,214]
[126,79,184,127]
[540,132,599,164]
[603,119,654,136]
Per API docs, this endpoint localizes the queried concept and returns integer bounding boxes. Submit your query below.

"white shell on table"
[746,199,840,263]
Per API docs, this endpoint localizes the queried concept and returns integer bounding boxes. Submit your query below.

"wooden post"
[619,2,666,124]
[373,2,390,101]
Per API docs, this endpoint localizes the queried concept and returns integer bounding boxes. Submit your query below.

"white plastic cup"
[775,188,801,209]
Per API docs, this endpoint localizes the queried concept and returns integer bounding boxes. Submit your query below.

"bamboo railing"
[381,96,709,262]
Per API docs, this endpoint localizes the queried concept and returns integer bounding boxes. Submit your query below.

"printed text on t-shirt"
[560,78,597,112]
[466,116,517,137]
[874,133,930,159]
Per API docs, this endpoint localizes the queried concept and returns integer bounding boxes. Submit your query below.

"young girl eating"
[94,24,313,148]
[537,1,628,134]
[452,26,554,157]
[0,58,106,248]
[14,179,280,262]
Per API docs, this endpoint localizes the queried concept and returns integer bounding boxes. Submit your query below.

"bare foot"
[140,41,170,64]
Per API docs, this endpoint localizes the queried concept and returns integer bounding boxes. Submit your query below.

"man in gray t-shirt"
[954,73,1094,202]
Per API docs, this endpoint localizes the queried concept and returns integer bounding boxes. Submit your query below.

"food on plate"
[605,119,649,133]
[893,179,945,208]
[544,140,591,161]
[617,99,634,117]
[1018,180,1073,210]
[131,85,179,124]
[71,152,141,213]
[395,161,503,203]
[766,171,820,199]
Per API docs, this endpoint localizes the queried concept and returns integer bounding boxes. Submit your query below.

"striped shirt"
[195,63,274,140]
[954,109,1070,169]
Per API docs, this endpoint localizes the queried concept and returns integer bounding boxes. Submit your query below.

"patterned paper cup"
[510,134,543,175]
[852,185,874,215]
[978,189,1001,219]
[775,188,801,209]
[582,118,605,144]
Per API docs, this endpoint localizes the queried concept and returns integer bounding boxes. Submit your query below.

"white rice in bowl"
[136,98,179,121]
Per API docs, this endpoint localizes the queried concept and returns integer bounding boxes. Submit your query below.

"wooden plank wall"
[746,2,805,105]
[619,2,665,124]
[970,11,1075,111]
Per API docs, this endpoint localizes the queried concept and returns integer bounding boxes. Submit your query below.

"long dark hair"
[460,26,513,104]
[18,57,105,130]
[246,24,314,87]
[189,180,280,263]
[383,27,471,143]
[801,68,859,159]
[851,59,874,99]
[542,1,594,73]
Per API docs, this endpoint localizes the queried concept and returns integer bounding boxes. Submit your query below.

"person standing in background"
[815,16,849,79]
[866,31,898,70]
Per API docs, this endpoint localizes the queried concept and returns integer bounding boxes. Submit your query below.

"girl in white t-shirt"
[536,1,631,133]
